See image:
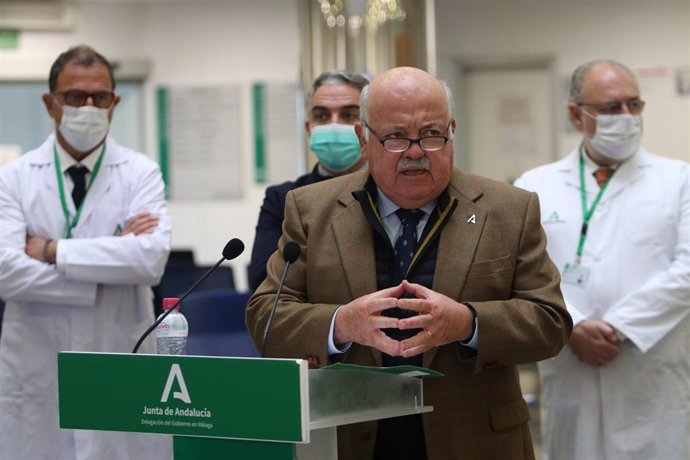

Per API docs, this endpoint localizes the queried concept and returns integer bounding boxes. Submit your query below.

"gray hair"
[360,78,455,140]
[569,59,637,104]
[306,70,370,108]
[49,45,115,92]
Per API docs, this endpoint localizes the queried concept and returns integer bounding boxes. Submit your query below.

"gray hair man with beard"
[246,66,570,460]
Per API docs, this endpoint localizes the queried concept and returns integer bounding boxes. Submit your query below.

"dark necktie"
[394,209,423,279]
[377,209,428,457]
[66,165,88,209]
[593,167,614,188]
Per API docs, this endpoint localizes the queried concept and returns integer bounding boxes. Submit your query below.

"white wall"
[0,0,301,291]
[435,0,690,162]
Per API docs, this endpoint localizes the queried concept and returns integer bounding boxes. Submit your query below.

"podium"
[57,352,434,459]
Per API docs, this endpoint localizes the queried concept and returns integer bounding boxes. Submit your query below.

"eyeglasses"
[362,121,452,153]
[53,90,115,109]
[577,98,645,115]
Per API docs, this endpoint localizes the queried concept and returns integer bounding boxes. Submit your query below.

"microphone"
[261,241,301,357]
[131,238,245,353]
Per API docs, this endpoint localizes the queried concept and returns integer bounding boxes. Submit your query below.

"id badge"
[562,262,591,287]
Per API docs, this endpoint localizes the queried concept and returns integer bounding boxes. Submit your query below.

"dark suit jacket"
[246,168,571,460]
[247,164,328,291]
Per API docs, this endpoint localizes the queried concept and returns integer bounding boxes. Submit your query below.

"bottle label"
[155,312,188,338]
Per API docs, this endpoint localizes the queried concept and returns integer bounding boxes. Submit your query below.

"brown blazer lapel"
[433,199,486,299]
[425,173,486,368]
[331,197,378,299]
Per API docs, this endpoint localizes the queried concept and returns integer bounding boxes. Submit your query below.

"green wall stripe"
[252,83,266,183]
[156,87,170,199]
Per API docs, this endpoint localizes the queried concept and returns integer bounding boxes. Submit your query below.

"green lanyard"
[576,145,615,262]
[54,144,106,238]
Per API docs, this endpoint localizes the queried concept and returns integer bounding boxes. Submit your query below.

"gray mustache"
[397,156,431,173]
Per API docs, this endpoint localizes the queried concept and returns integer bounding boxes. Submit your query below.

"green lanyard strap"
[576,145,615,262]
[53,144,106,239]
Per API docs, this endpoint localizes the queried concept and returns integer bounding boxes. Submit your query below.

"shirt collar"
[581,144,619,173]
[375,187,436,219]
[55,139,101,174]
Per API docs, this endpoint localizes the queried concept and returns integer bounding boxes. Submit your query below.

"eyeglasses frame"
[576,98,646,115]
[361,120,453,154]
[52,90,116,109]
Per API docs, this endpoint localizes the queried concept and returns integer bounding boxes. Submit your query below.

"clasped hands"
[333,280,475,357]
[568,319,622,368]
[25,211,159,264]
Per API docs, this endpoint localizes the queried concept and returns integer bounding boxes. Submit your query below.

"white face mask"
[583,111,641,162]
[58,104,111,153]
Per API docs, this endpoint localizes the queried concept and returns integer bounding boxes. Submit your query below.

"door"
[458,62,556,183]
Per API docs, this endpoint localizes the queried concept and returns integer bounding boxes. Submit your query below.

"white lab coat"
[514,147,690,460]
[0,135,173,460]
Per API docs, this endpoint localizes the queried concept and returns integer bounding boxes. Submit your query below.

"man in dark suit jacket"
[247,70,369,291]
[246,67,571,460]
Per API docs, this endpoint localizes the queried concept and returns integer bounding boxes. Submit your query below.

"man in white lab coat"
[0,45,173,459]
[515,59,690,460]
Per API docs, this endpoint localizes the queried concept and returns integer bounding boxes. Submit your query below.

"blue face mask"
[308,123,362,173]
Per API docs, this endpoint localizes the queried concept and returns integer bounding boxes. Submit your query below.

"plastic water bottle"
[155,297,188,355]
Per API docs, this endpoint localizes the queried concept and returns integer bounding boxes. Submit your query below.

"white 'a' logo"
[161,363,191,404]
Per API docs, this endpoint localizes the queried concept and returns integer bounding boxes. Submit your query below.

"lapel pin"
[467,214,476,224]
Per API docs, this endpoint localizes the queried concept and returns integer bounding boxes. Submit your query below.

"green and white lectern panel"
[58,352,433,460]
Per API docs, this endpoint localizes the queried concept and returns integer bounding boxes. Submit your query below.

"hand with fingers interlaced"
[333,280,475,358]
[333,283,406,356]
[396,280,475,358]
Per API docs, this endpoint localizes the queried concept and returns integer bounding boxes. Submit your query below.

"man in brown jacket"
[246,67,571,460]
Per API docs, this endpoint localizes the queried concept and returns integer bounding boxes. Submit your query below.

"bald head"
[370,67,442,106]
[570,60,638,104]
[361,67,453,126]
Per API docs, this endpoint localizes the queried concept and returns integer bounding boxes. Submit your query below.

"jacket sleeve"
[55,157,171,286]
[247,185,287,292]
[603,167,690,352]
[0,163,97,306]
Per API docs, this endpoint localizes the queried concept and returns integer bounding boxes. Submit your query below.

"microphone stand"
[260,260,292,358]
